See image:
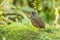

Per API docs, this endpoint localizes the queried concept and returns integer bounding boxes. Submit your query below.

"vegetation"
[0,0,60,40]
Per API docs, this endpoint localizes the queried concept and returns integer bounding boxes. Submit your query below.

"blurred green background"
[0,0,60,40]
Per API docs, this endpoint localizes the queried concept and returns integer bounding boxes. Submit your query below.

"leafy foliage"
[0,0,60,40]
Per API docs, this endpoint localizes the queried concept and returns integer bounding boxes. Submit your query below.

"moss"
[0,23,60,40]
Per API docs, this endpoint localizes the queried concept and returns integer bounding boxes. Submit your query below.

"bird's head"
[31,11,37,17]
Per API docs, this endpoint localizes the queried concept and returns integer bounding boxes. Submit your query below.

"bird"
[30,11,45,28]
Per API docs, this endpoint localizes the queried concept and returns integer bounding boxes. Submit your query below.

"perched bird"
[31,11,45,28]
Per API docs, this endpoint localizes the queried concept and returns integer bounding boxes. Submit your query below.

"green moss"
[0,23,60,40]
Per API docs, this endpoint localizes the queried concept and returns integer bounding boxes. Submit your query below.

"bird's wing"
[32,16,45,27]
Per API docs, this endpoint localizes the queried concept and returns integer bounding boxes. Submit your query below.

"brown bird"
[31,11,45,28]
